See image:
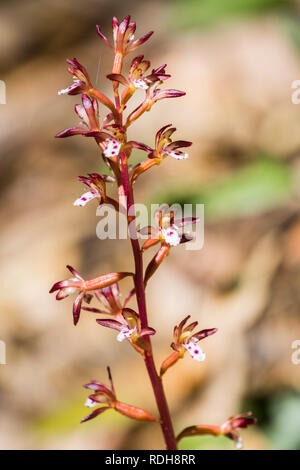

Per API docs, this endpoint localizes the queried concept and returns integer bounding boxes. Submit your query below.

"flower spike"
[52,14,257,451]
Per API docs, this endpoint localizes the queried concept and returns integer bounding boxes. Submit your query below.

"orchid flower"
[160,315,217,375]
[96,308,156,355]
[58,58,92,96]
[55,94,106,139]
[176,412,257,450]
[82,367,158,423]
[130,125,192,183]
[107,55,171,106]
[49,266,133,325]
[73,173,119,210]
[82,283,123,316]
[140,205,198,251]
[96,15,153,56]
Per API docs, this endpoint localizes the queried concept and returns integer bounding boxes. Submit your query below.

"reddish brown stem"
[119,152,177,450]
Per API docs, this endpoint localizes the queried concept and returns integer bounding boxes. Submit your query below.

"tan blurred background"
[1,0,300,450]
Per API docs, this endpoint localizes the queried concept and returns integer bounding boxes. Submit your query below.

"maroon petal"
[127,22,136,38]
[66,265,83,280]
[82,306,108,314]
[184,321,198,333]
[73,291,85,326]
[81,406,111,423]
[155,89,186,101]
[117,15,130,51]
[112,16,119,35]
[179,233,193,244]
[140,327,156,337]
[174,217,200,228]
[83,130,111,140]
[81,94,98,129]
[127,140,152,153]
[66,58,88,75]
[84,382,112,394]
[166,140,192,151]
[128,31,154,52]
[118,15,130,36]
[96,319,124,331]
[130,55,144,69]
[55,127,86,138]
[155,124,172,147]
[96,25,112,49]
[192,328,218,342]
[49,279,81,293]
[178,315,191,333]
[231,416,257,430]
[107,74,129,87]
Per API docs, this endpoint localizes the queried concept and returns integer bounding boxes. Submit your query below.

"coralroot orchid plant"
[50,15,257,450]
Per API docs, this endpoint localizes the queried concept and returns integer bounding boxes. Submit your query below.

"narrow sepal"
[81,406,111,423]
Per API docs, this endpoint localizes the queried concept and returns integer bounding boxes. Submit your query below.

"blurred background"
[1,0,300,450]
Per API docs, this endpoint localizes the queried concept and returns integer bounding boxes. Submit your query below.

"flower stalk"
[50,14,257,451]
[119,151,177,449]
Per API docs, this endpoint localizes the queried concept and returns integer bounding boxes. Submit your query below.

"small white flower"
[85,398,98,408]
[103,138,121,158]
[117,326,136,342]
[165,150,189,160]
[73,191,97,207]
[133,79,149,90]
[183,341,206,362]
[162,228,181,246]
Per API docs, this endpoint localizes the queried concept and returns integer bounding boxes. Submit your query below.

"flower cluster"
[51,14,257,450]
